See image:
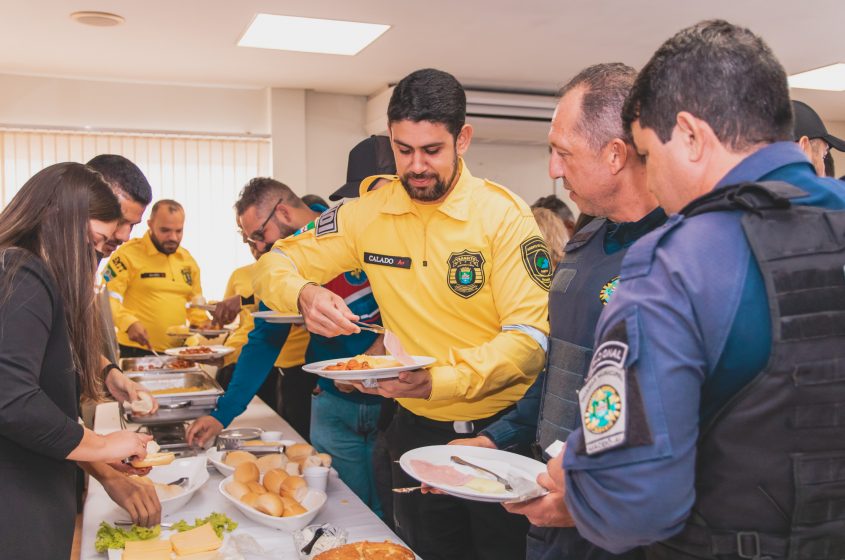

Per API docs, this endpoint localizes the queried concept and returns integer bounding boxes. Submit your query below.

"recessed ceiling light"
[788,63,845,92]
[70,11,125,27]
[238,14,390,56]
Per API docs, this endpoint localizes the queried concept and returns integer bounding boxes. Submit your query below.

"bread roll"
[224,450,257,467]
[285,443,314,462]
[315,452,332,468]
[303,455,323,469]
[234,461,260,484]
[226,480,249,500]
[255,453,285,473]
[280,475,308,501]
[130,452,175,468]
[263,468,289,494]
[240,492,261,507]
[254,493,284,517]
[246,481,267,494]
[280,496,307,517]
[284,461,301,476]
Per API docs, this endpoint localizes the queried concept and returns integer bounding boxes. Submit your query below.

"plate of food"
[164,345,234,360]
[400,445,547,503]
[251,310,305,324]
[302,355,435,381]
[187,296,217,311]
[189,326,231,337]
[99,512,238,559]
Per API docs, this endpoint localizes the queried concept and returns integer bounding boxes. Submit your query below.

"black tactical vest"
[537,218,629,458]
[647,182,845,560]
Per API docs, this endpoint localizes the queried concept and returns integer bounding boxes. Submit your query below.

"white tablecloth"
[80,398,407,558]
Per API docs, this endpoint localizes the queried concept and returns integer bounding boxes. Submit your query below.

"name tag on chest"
[364,252,412,269]
[140,272,166,279]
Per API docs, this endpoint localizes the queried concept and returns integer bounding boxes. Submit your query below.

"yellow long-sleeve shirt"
[104,231,208,352]
[222,263,308,367]
[254,161,550,421]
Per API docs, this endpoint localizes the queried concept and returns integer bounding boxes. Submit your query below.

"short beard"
[401,153,459,202]
[150,232,178,255]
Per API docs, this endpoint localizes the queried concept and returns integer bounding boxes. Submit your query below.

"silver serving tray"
[120,356,201,374]
[123,371,223,425]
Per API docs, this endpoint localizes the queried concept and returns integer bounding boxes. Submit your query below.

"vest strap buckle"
[736,531,762,559]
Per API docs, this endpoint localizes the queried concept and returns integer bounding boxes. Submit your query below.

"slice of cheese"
[169,523,223,556]
[122,538,172,560]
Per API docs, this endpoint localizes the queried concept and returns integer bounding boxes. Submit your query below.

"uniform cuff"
[427,365,461,401]
[116,315,139,333]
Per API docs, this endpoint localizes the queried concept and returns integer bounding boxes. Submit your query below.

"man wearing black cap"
[329,135,396,201]
[793,100,845,177]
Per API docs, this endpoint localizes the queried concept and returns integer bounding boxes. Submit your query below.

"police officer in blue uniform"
[453,63,665,560]
[559,20,845,559]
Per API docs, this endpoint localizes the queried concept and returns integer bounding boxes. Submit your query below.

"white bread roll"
[284,443,314,462]
[255,453,285,473]
[284,461,301,476]
[224,450,257,467]
[280,496,307,517]
[240,492,261,507]
[226,480,249,500]
[255,493,284,517]
[234,461,260,484]
[280,476,308,502]
[316,453,332,468]
[130,452,175,468]
[263,468,289,494]
[246,481,267,494]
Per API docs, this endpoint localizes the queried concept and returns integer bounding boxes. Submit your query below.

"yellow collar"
[378,159,473,222]
[142,230,178,258]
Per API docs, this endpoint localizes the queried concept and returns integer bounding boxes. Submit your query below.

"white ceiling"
[1,0,844,119]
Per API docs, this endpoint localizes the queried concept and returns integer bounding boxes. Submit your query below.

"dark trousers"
[387,406,529,560]
[526,525,645,560]
[118,344,153,358]
[373,400,398,530]
[280,365,318,442]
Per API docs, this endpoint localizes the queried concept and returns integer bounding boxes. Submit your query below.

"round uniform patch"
[584,384,622,434]
[599,275,620,306]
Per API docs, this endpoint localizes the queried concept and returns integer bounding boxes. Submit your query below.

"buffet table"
[80,398,407,558]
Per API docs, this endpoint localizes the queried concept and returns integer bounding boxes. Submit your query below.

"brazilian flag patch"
[520,236,553,291]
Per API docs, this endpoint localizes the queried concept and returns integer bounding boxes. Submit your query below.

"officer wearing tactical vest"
[253,68,550,560]
[454,63,665,560]
[558,20,845,559]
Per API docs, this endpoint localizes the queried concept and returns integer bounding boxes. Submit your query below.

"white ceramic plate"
[218,475,327,532]
[205,444,297,477]
[250,310,305,324]
[186,302,217,311]
[145,455,209,515]
[302,355,436,381]
[190,327,230,337]
[164,345,235,360]
[400,445,547,503]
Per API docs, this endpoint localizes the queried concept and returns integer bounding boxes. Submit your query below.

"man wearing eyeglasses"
[792,100,845,177]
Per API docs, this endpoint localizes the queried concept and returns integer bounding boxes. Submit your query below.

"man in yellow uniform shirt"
[104,199,208,356]
[253,68,550,560]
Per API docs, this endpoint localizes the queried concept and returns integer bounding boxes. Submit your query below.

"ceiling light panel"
[788,63,845,92]
[238,14,390,56]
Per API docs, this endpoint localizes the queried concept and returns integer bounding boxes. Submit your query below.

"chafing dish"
[122,371,223,424]
[120,356,201,374]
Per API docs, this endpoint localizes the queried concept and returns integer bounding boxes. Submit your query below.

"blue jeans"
[310,390,382,516]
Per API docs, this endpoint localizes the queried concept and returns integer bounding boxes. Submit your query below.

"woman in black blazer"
[0,163,153,559]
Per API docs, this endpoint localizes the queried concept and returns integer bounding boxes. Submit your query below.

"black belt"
[397,404,516,435]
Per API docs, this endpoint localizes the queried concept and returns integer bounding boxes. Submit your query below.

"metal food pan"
[120,356,201,374]
[126,371,223,398]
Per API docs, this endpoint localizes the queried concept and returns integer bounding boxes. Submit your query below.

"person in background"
[253,68,550,560]
[105,199,209,356]
[81,154,162,526]
[531,207,568,270]
[561,20,845,557]
[302,193,329,208]
[0,163,152,559]
[792,100,845,177]
[532,194,576,237]
[186,175,385,514]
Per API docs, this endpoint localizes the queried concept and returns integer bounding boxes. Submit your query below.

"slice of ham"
[410,459,473,486]
[384,330,415,366]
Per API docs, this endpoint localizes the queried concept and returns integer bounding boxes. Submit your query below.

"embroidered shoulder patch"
[315,203,342,237]
[520,236,553,291]
[446,250,486,298]
[599,275,620,306]
[579,338,629,455]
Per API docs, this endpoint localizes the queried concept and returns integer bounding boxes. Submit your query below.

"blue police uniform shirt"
[562,142,845,554]
[480,209,667,451]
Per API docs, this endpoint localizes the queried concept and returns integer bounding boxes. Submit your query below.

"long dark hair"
[0,162,122,399]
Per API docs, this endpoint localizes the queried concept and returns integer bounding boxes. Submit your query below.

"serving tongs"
[352,321,416,367]
[216,438,285,454]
